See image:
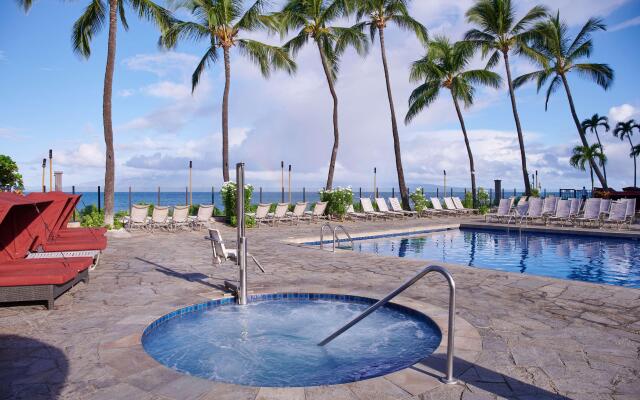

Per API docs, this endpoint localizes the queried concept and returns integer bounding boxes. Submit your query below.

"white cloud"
[118,89,135,97]
[609,15,640,31]
[608,104,638,122]
[122,52,199,78]
[56,143,104,168]
[141,81,191,100]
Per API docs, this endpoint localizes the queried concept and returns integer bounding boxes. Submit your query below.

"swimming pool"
[354,228,640,288]
[142,293,442,387]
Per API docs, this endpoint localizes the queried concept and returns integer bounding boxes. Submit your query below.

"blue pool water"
[142,294,441,387]
[354,228,640,288]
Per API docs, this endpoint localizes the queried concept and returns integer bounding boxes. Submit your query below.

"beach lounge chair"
[375,198,404,219]
[443,197,464,215]
[568,198,583,218]
[127,204,149,231]
[304,201,329,223]
[246,203,271,227]
[430,198,456,215]
[522,198,544,225]
[346,204,369,220]
[542,197,558,217]
[389,197,418,218]
[547,199,571,226]
[624,198,637,226]
[191,205,214,230]
[598,199,612,217]
[168,206,190,232]
[452,197,477,214]
[517,196,528,206]
[574,198,601,228]
[360,198,389,220]
[507,202,529,224]
[148,206,169,232]
[601,201,628,230]
[485,198,512,223]
[265,203,292,226]
[285,202,308,225]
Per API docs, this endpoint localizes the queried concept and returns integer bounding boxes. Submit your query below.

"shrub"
[221,181,254,227]
[530,188,540,197]
[477,188,490,214]
[319,186,353,218]
[409,188,431,212]
[462,192,474,209]
[79,205,103,228]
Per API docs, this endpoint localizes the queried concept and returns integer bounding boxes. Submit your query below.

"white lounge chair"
[430,198,456,216]
[541,197,558,217]
[304,201,328,223]
[360,198,389,220]
[485,198,512,223]
[507,202,529,224]
[568,198,583,220]
[452,197,477,214]
[547,199,571,226]
[285,202,308,225]
[517,196,528,206]
[126,204,149,231]
[598,199,612,219]
[522,198,544,225]
[389,197,418,218]
[375,198,404,219]
[347,204,369,220]
[601,201,628,230]
[624,198,637,226]
[191,205,214,230]
[575,198,601,227]
[246,203,271,227]
[149,206,170,232]
[443,197,464,215]
[169,205,190,232]
[266,203,292,226]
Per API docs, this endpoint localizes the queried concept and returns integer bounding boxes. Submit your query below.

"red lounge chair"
[0,258,91,309]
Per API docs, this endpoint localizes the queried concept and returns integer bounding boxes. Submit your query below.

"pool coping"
[101,288,481,399]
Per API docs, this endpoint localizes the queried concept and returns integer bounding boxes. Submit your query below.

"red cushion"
[0,261,77,286]
[58,227,107,237]
[42,237,107,251]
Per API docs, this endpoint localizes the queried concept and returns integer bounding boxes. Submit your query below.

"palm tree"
[569,143,606,192]
[581,113,609,183]
[354,0,427,210]
[161,0,296,183]
[405,37,502,207]
[19,0,173,226]
[613,120,639,187]
[276,0,369,189]
[514,12,613,190]
[465,0,547,196]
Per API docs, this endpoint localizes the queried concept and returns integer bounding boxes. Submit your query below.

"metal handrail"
[332,225,354,252]
[319,222,332,249]
[317,264,457,385]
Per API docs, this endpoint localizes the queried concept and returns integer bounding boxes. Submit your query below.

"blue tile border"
[141,292,441,342]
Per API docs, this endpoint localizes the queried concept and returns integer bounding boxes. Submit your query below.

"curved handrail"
[317,264,457,385]
[332,225,354,252]
[319,222,332,249]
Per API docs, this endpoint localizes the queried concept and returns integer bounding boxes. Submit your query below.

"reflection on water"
[354,229,640,288]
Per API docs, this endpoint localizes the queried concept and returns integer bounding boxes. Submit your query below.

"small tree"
[0,155,24,192]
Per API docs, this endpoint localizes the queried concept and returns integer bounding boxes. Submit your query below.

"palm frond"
[160,20,210,49]
[333,25,369,58]
[512,69,545,89]
[460,69,502,89]
[405,82,440,124]
[572,63,614,90]
[127,0,173,32]
[511,5,548,35]
[119,0,129,31]
[543,75,561,111]
[235,0,269,31]
[15,0,34,12]
[191,45,218,91]
[283,30,310,57]
[567,17,606,56]
[71,0,107,58]
[388,14,428,45]
[237,39,296,77]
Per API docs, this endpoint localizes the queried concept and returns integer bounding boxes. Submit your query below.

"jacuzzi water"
[142,294,442,387]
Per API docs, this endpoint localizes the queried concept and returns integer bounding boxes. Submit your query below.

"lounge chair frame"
[0,269,89,310]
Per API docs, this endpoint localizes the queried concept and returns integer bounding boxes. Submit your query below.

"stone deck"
[1,216,639,400]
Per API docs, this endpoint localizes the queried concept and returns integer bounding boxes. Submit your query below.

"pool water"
[354,228,640,288]
[142,295,441,387]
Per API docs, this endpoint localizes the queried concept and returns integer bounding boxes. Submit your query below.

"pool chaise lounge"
[389,197,418,218]
[375,198,405,219]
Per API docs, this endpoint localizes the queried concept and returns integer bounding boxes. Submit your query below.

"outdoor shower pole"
[41,158,46,192]
[288,165,292,204]
[281,161,284,203]
[48,150,53,193]
[236,162,248,305]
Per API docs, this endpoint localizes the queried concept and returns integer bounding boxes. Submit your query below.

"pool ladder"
[318,264,457,385]
[319,222,354,252]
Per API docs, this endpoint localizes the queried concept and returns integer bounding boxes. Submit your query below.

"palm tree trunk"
[316,40,339,190]
[102,0,117,227]
[221,46,231,183]
[378,27,409,209]
[502,51,532,196]
[628,136,637,187]
[590,166,594,192]
[451,92,477,207]
[559,74,608,189]
[594,130,607,182]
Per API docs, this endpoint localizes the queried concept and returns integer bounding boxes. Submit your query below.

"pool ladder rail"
[318,264,457,385]
[319,222,354,252]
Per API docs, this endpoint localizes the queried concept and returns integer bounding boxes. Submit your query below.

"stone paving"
[1,215,639,400]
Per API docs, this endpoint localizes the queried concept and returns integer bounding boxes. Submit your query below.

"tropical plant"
[354,0,427,210]
[160,0,296,183]
[514,12,613,189]
[319,186,353,218]
[406,37,502,208]
[613,119,639,187]
[409,187,431,212]
[0,155,24,192]
[477,187,490,214]
[18,0,173,227]
[275,0,369,190]
[569,143,606,191]
[465,0,547,196]
[581,113,609,182]
[221,180,253,219]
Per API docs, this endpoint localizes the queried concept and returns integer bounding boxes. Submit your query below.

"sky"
[1,0,640,192]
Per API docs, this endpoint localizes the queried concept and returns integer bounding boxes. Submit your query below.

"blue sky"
[1,0,640,192]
